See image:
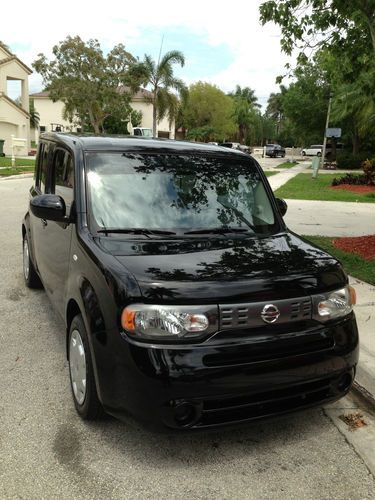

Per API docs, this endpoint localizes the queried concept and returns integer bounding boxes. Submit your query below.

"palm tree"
[331,78,375,154]
[29,99,40,129]
[265,86,287,135]
[229,85,260,108]
[229,85,260,143]
[139,50,186,136]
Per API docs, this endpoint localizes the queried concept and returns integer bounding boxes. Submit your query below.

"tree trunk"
[152,88,158,137]
[352,131,360,155]
[88,108,101,134]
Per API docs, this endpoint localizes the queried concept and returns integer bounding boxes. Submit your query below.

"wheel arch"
[66,298,82,357]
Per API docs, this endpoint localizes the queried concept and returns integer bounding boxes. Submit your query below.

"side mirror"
[30,194,67,222]
[276,198,288,217]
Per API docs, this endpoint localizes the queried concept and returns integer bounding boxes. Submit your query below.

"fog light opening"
[337,372,353,392]
[174,402,198,427]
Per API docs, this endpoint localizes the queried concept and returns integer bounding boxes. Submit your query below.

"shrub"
[361,157,375,185]
[331,174,367,186]
[336,151,373,170]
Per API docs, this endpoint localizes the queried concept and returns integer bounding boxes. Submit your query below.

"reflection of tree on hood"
[143,234,341,283]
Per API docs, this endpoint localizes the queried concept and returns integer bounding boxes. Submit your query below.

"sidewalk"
[267,162,375,404]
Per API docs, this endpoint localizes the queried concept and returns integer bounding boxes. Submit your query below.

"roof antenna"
[157,34,164,67]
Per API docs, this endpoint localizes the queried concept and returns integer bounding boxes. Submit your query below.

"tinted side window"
[35,142,49,192]
[52,149,74,214]
[53,149,66,188]
[34,142,44,188]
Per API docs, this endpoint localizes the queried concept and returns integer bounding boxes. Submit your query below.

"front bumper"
[92,314,359,430]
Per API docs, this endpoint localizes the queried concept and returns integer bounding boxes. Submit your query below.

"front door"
[31,143,75,318]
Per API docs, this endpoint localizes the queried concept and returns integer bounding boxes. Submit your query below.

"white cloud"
[2,0,292,104]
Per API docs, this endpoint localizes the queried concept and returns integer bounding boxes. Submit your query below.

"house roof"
[29,91,50,98]
[0,91,30,117]
[30,87,153,100]
[0,54,33,75]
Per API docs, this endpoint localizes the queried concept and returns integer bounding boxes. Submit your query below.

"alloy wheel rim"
[23,238,30,280]
[69,329,87,405]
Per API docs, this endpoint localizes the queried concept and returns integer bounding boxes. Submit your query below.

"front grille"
[219,297,312,330]
[193,377,335,428]
[203,331,334,367]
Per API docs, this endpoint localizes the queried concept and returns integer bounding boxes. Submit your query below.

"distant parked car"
[218,142,242,150]
[301,145,323,157]
[265,144,285,158]
[133,127,153,137]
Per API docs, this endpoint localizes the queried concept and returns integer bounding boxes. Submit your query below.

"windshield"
[85,153,280,236]
[142,129,153,137]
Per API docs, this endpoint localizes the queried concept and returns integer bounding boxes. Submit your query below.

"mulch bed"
[330,184,375,193]
[333,235,375,260]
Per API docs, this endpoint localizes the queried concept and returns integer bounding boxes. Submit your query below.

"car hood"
[95,232,346,303]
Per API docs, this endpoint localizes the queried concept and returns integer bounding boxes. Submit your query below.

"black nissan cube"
[22,134,359,430]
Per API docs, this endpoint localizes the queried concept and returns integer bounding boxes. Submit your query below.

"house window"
[40,126,46,132]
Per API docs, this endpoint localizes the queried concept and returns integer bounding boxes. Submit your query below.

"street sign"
[326,128,341,138]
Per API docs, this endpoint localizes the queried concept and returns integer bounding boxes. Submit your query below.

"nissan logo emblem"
[261,304,280,324]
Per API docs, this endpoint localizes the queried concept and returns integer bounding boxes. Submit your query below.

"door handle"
[41,219,48,227]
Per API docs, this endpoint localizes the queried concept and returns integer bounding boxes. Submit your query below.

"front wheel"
[317,152,322,157]
[68,314,103,420]
[23,235,42,288]
[302,151,306,156]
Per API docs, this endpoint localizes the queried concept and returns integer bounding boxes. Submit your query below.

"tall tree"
[228,86,261,144]
[137,51,186,137]
[33,36,142,134]
[265,86,287,135]
[182,82,236,141]
[260,1,375,62]
[229,85,260,108]
[268,62,329,146]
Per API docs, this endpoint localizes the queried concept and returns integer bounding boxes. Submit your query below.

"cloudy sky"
[3,0,292,108]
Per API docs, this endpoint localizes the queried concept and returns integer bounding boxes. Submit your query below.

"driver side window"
[51,148,75,215]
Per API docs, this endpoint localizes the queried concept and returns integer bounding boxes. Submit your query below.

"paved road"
[1,177,375,499]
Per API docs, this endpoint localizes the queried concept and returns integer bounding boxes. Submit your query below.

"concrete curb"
[0,173,33,181]
[352,381,375,409]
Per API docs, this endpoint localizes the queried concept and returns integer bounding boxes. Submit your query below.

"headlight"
[313,285,356,321]
[121,304,218,341]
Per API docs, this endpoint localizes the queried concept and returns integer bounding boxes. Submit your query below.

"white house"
[0,43,31,156]
[30,87,175,140]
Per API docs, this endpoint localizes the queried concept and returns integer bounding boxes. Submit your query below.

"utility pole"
[320,92,333,171]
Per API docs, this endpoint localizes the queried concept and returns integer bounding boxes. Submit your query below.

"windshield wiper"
[97,228,177,237]
[216,199,256,232]
[184,227,250,235]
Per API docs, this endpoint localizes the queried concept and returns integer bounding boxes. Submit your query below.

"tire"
[317,152,322,157]
[68,314,103,420]
[302,151,306,156]
[23,235,42,288]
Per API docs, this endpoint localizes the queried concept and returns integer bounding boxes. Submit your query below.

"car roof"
[39,133,249,158]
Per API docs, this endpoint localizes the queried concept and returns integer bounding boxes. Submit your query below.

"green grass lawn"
[0,166,34,176]
[276,161,298,169]
[275,173,375,203]
[303,235,375,285]
[0,157,35,168]
[264,171,278,177]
